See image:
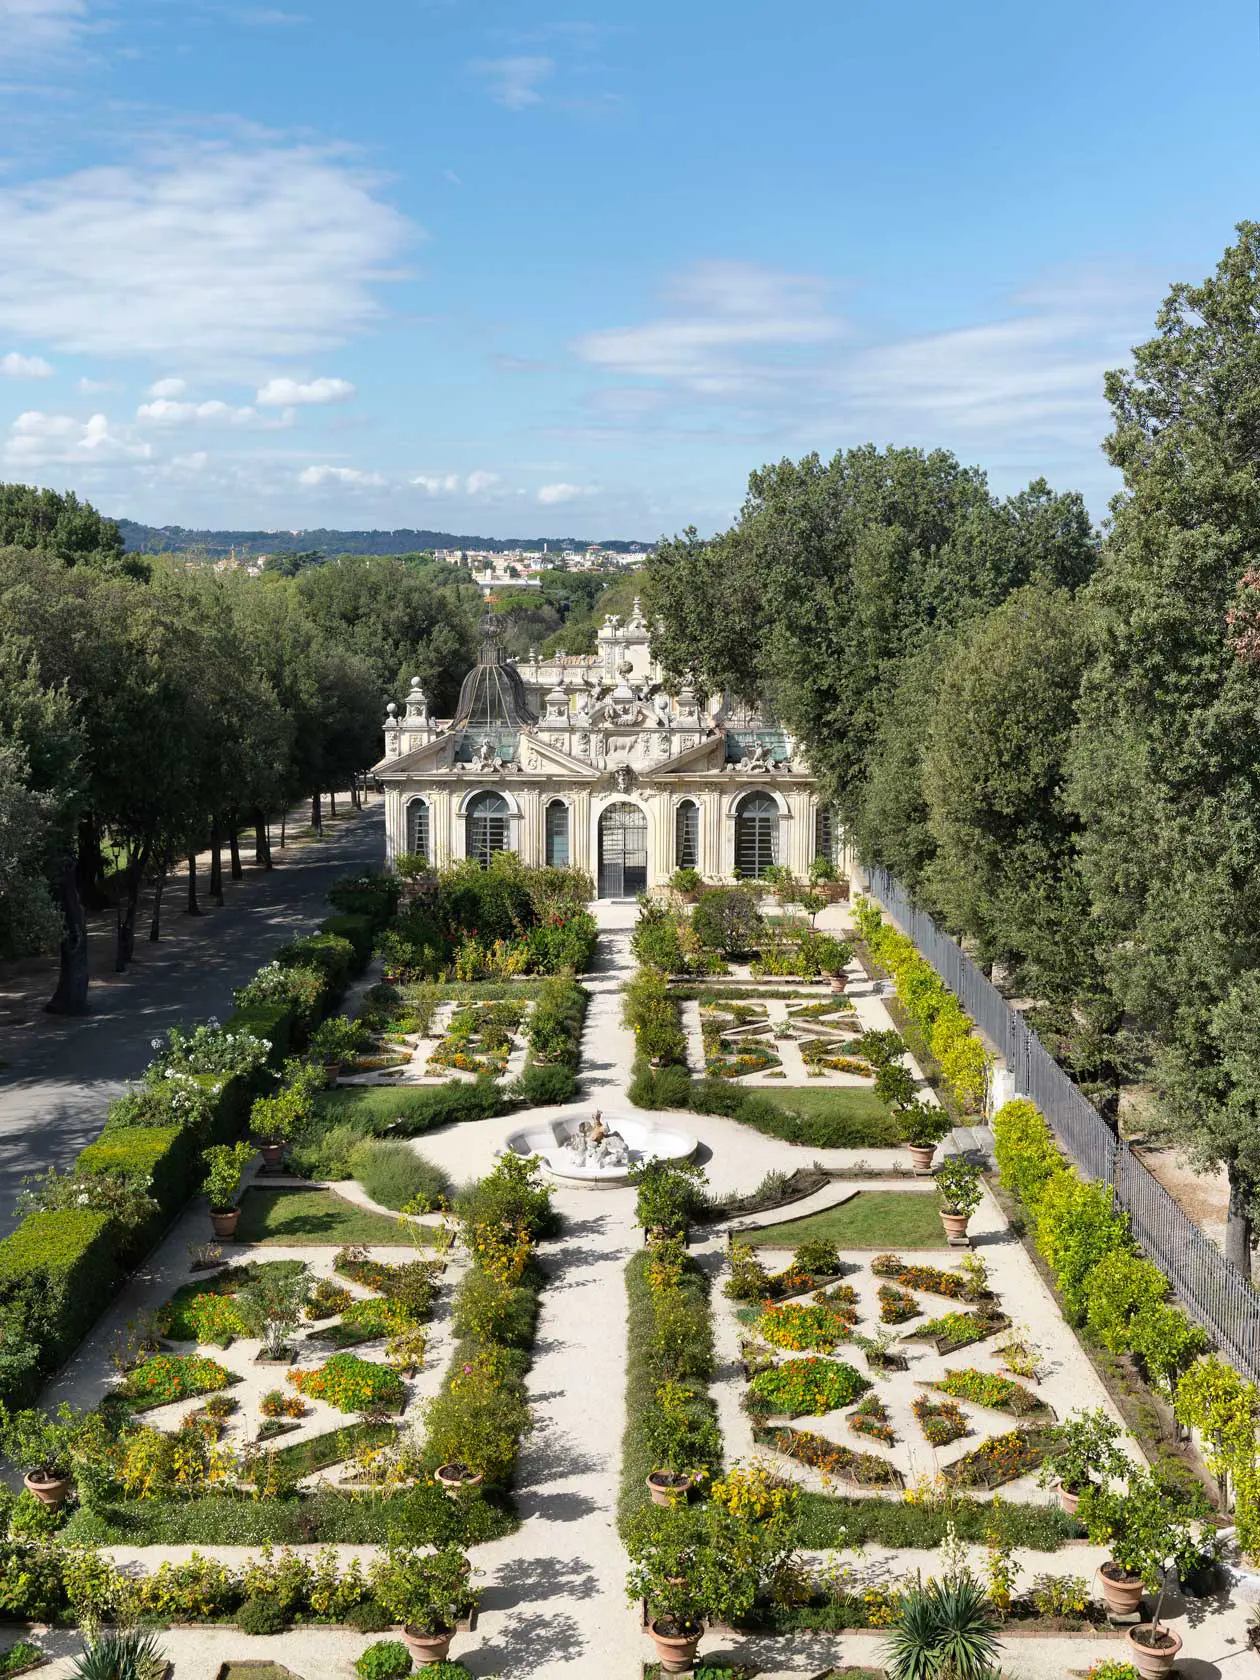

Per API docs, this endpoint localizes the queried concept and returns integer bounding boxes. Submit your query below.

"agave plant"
[883,1578,1002,1680]
[69,1630,168,1680]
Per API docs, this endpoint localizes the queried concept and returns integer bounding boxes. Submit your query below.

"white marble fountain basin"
[502,1115,697,1185]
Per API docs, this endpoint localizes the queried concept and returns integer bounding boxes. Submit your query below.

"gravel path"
[0,803,384,1235]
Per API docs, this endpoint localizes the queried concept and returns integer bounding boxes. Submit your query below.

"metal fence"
[862,864,1260,1381]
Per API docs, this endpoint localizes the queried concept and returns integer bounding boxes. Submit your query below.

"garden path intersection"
[9,865,1260,1677]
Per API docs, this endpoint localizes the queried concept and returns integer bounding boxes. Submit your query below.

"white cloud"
[5,409,150,467]
[255,375,355,406]
[411,472,461,494]
[147,376,187,398]
[0,145,412,366]
[465,469,500,496]
[78,376,118,393]
[298,464,384,487]
[471,55,554,110]
[537,481,594,505]
[0,0,88,59]
[573,259,1154,471]
[1,351,53,378]
[410,468,502,498]
[136,397,256,424]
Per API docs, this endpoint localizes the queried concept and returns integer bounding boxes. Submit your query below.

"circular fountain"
[501,1110,697,1186]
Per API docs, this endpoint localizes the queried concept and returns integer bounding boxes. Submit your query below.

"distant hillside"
[117,520,654,558]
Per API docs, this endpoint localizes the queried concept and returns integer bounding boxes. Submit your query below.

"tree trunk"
[45,855,89,1015]
[149,852,169,941]
[329,788,337,817]
[280,812,287,849]
[115,844,149,971]
[254,810,272,870]
[209,818,224,906]
[228,819,242,881]
[311,792,322,835]
[186,850,203,916]
[350,777,361,811]
[77,816,108,911]
[1226,1164,1254,1280]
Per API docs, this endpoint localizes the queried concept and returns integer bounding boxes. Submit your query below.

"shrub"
[1084,1249,1169,1354]
[628,1060,692,1109]
[327,870,403,929]
[1033,1171,1129,1323]
[348,1142,449,1212]
[345,1598,393,1633]
[514,1063,577,1105]
[691,886,764,955]
[622,971,687,1066]
[524,978,588,1069]
[277,931,356,995]
[992,1099,1062,1213]
[237,1593,288,1634]
[356,1641,414,1679]
[455,1153,556,1243]
[322,913,376,970]
[421,1360,532,1486]
[0,1209,117,1372]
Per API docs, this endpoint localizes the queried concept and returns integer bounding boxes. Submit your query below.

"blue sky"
[0,0,1256,538]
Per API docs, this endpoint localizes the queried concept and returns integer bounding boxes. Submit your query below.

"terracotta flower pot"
[322,1060,342,1087]
[402,1626,453,1663]
[939,1210,970,1242]
[23,1471,70,1509]
[649,1617,702,1674]
[646,1470,692,1508]
[829,974,849,995]
[1099,1560,1145,1617]
[908,1144,936,1175]
[435,1462,484,1499]
[259,1142,285,1171]
[211,1208,240,1240]
[1055,1480,1082,1518]
[1125,1622,1182,1678]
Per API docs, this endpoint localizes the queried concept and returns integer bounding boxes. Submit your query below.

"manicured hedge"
[277,931,356,996]
[321,913,375,971]
[628,1060,903,1148]
[312,1078,516,1138]
[76,1124,198,1256]
[0,1209,117,1369]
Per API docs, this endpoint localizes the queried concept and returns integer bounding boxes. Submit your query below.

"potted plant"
[309,1014,367,1084]
[625,1504,762,1674]
[368,1544,477,1664]
[1036,1407,1128,1517]
[1174,1529,1220,1598]
[249,1085,308,1171]
[643,1380,703,1507]
[201,1141,254,1239]
[808,934,853,993]
[900,1101,952,1174]
[668,866,703,902]
[935,1156,982,1242]
[1077,1469,1207,1674]
[0,1403,85,1509]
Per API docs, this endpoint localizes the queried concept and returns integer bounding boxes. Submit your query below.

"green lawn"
[732,1084,903,1149]
[744,1191,945,1250]
[216,1666,303,1680]
[234,1188,435,1247]
[760,1087,891,1123]
[272,1420,397,1478]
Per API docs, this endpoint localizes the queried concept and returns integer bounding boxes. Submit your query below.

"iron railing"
[862,864,1260,1380]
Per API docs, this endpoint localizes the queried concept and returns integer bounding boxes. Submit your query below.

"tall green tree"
[1069,221,1260,1271]
[0,483,135,575]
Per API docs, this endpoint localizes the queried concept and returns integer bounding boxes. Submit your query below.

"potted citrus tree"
[309,1014,366,1084]
[1077,1468,1207,1674]
[625,1504,761,1674]
[629,1159,708,1243]
[0,1402,87,1509]
[811,934,853,994]
[249,1085,308,1172]
[368,1544,478,1664]
[935,1155,982,1242]
[900,1101,952,1174]
[201,1141,254,1239]
[1036,1407,1128,1516]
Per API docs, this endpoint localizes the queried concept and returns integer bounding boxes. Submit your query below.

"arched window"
[675,799,699,869]
[735,792,779,879]
[466,791,510,865]
[405,798,430,861]
[545,799,570,867]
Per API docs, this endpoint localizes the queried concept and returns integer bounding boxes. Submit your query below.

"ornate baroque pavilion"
[375,603,834,897]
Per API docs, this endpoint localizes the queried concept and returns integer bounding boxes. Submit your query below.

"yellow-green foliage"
[1175,1356,1260,1556]
[854,899,991,1113]
[1032,1170,1129,1325]
[1084,1249,1169,1354]
[992,1099,1063,1213]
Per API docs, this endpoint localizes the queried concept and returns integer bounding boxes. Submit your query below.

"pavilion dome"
[454,614,536,729]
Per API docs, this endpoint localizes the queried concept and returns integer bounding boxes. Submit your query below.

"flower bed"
[118,1353,232,1410]
[871,1254,973,1300]
[942,1426,1047,1489]
[746,1357,869,1417]
[912,1395,969,1446]
[906,1305,1010,1351]
[930,1368,1049,1417]
[800,1039,873,1076]
[758,1300,855,1352]
[848,1393,895,1445]
[755,1423,902,1488]
[705,1039,783,1079]
[427,1000,526,1077]
[877,1283,920,1324]
[288,1352,405,1414]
